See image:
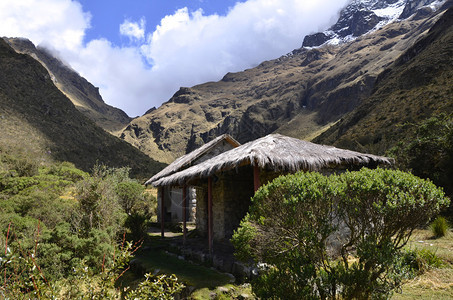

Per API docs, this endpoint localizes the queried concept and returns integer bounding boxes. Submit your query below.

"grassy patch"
[404,229,453,265]
[190,284,256,300]
[393,229,453,299]
[133,248,233,289]
[393,268,453,299]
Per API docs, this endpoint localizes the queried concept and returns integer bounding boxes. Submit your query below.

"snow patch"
[372,0,406,19]
[427,0,447,11]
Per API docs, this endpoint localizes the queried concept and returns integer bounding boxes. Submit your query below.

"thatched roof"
[152,134,393,187]
[145,134,240,185]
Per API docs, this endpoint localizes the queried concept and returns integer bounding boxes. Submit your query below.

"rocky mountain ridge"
[4,38,131,132]
[0,38,165,178]
[118,0,451,163]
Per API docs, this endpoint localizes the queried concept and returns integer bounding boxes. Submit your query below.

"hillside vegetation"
[0,38,165,179]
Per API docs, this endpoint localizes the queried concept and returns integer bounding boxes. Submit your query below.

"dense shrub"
[0,160,156,283]
[232,168,450,299]
[0,235,183,299]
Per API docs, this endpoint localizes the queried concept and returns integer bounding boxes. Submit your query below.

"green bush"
[430,216,450,238]
[47,161,88,182]
[402,248,444,276]
[115,180,145,214]
[232,168,450,300]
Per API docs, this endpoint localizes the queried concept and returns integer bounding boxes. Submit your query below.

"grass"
[126,232,258,298]
[129,228,453,299]
[135,249,233,289]
[131,236,233,290]
[431,216,450,238]
[392,229,453,299]
[404,229,453,265]
[394,268,453,299]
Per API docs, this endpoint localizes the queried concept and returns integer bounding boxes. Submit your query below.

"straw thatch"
[145,134,240,185]
[152,134,393,187]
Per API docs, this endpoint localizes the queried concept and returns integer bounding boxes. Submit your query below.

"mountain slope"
[315,3,453,154]
[4,38,131,132]
[0,38,165,178]
[119,0,450,163]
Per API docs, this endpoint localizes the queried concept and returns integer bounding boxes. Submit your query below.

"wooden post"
[254,164,261,192]
[208,177,213,255]
[160,187,165,238]
[182,185,187,244]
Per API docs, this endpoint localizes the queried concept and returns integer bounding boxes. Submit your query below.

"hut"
[145,134,240,232]
[151,134,393,252]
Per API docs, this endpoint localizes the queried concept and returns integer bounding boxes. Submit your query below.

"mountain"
[0,38,165,179]
[4,38,131,133]
[314,3,453,154]
[118,0,451,163]
[302,0,445,47]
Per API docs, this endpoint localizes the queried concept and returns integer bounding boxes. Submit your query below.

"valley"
[0,0,452,298]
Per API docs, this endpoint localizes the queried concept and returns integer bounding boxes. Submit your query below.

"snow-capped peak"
[302,0,447,48]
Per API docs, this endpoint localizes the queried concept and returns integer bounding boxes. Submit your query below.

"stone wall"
[195,184,208,236]
[195,166,254,241]
[222,167,254,239]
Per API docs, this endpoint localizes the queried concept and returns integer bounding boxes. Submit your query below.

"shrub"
[125,274,185,300]
[74,165,126,236]
[430,216,450,238]
[232,168,450,299]
[402,248,444,276]
[1,226,183,299]
[115,180,145,215]
[47,161,89,182]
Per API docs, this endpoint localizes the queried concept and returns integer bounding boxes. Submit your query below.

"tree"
[391,114,453,198]
[232,168,449,299]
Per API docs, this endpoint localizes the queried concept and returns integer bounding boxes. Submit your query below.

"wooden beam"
[182,185,187,244]
[160,187,165,238]
[208,177,213,254]
[254,164,261,192]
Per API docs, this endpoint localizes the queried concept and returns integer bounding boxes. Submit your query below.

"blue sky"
[0,0,349,116]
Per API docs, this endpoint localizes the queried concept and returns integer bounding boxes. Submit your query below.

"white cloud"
[0,0,90,50]
[0,0,350,117]
[120,18,146,41]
